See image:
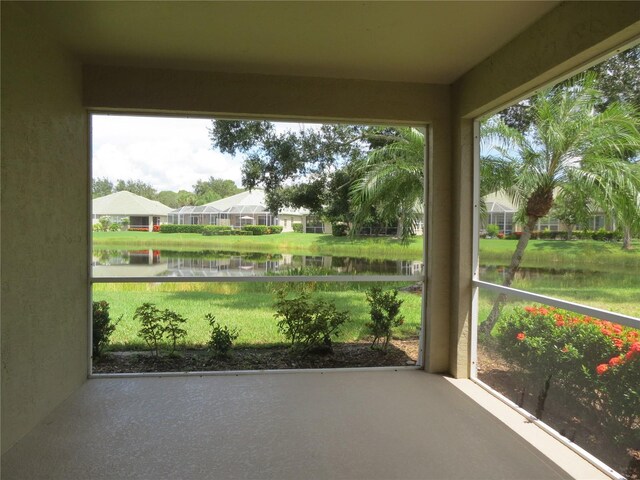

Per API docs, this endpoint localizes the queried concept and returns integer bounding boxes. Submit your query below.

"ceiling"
[23,1,559,84]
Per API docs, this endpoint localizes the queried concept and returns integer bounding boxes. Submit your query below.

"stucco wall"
[1,3,88,453]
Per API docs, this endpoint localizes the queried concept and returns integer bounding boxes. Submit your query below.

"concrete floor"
[2,370,607,480]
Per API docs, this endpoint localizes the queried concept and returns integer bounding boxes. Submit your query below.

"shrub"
[108,223,121,232]
[120,217,130,228]
[98,216,111,230]
[365,287,405,350]
[162,309,187,356]
[331,223,349,236]
[92,223,104,232]
[496,232,505,239]
[128,227,151,232]
[269,225,283,234]
[486,224,500,237]
[495,305,639,429]
[274,291,349,354]
[242,225,269,235]
[202,225,233,236]
[135,303,190,357]
[292,223,303,233]
[205,313,239,358]
[135,303,165,357]
[159,224,206,234]
[92,300,121,358]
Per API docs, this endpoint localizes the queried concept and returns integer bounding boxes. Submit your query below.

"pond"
[92,249,424,277]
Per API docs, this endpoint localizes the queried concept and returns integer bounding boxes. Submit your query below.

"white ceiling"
[23,1,559,84]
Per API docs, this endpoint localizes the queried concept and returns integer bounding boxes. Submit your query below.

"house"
[168,189,333,233]
[92,190,173,231]
[3,2,639,478]
[483,191,613,234]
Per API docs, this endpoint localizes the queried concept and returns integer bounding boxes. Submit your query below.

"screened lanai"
[168,189,304,229]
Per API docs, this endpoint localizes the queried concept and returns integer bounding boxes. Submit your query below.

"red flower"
[596,364,609,375]
[613,338,624,350]
[608,356,623,367]
[631,342,640,353]
[625,350,636,361]
[539,308,549,316]
[516,332,525,341]
[524,306,536,313]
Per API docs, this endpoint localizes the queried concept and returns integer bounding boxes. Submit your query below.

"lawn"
[93,231,424,260]
[93,281,422,351]
[93,232,640,350]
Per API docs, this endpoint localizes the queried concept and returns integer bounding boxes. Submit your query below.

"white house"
[169,189,332,233]
[92,191,173,231]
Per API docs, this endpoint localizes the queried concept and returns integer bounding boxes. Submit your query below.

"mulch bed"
[477,344,639,480]
[93,337,419,374]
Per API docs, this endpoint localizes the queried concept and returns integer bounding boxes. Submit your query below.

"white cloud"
[91,115,321,192]
[92,115,242,192]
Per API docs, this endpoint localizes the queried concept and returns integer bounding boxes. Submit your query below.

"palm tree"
[350,127,425,242]
[480,73,640,335]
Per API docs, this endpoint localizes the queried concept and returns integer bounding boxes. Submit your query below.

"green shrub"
[269,225,283,234]
[159,224,206,234]
[331,223,349,236]
[205,313,239,358]
[92,223,104,232]
[231,230,252,235]
[98,216,112,230]
[365,287,405,350]
[274,291,349,355]
[108,223,121,232]
[495,305,640,430]
[242,225,269,235]
[92,300,121,358]
[120,217,130,228]
[135,303,165,357]
[292,223,303,233]
[486,224,500,237]
[162,309,187,356]
[202,225,233,236]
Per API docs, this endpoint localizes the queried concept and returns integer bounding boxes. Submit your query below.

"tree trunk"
[566,224,574,241]
[622,226,633,250]
[479,215,539,336]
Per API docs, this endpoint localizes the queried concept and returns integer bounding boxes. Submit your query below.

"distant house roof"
[171,189,309,216]
[93,191,173,216]
[484,191,518,213]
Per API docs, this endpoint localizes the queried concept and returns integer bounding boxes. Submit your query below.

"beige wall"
[1,3,88,453]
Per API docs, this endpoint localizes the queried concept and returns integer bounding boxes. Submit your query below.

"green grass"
[479,239,640,272]
[94,281,422,351]
[93,231,423,260]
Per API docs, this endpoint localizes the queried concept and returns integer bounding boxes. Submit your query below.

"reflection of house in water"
[92,250,169,277]
[92,249,424,277]
[165,256,282,277]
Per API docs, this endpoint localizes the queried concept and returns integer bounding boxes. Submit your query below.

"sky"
[91,115,318,193]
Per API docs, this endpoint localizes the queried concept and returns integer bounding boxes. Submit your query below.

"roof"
[483,192,518,213]
[172,189,309,216]
[93,191,173,216]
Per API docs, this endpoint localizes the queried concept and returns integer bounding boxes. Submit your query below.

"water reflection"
[92,249,424,277]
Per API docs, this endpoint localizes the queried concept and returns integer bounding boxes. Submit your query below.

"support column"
[148,215,153,232]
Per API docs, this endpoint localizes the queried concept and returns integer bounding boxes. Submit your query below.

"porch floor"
[2,369,606,479]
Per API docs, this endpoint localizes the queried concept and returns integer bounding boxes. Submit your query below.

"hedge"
[292,223,303,233]
[500,229,624,242]
[160,224,206,234]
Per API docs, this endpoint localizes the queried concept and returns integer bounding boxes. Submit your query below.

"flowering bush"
[153,224,160,232]
[495,305,639,433]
